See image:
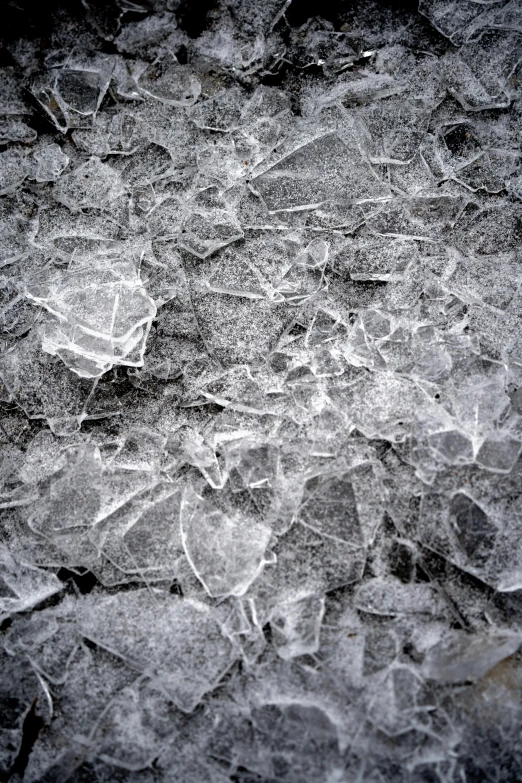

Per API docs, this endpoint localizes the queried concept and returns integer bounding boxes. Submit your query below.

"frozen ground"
[1,0,522,780]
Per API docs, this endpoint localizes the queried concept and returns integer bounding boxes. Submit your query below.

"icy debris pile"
[1,0,522,780]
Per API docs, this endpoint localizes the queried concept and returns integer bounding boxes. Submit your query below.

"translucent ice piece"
[295,238,329,269]
[418,467,522,591]
[189,88,244,132]
[80,590,235,712]
[170,426,226,488]
[447,252,522,310]
[29,444,103,535]
[89,483,179,580]
[180,487,274,598]
[33,142,69,182]
[26,263,157,378]
[305,309,340,347]
[56,62,112,115]
[0,197,34,267]
[270,592,325,660]
[93,685,160,771]
[363,628,398,675]
[449,492,498,566]
[360,97,431,164]
[0,147,30,195]
[224,439,279,490]
[442,50,512,111]
[112,427,166,472]
[122,489,182,573]
[147,196,183,238]
[454,149,520,194]
[28,72,69,133]
[336,374,421,443]
[354,577,447,617]
[348,235,415,281]
[475,433,522,473]
[0,330,92,432]
[265,521,366,599]
[251,133,389,212]
[29,54,113,132]
[459,28,522,100]
[367,195,468,242]
[367,665,428,736]
[137,52,201,106]
[35,206,120,262]
[273,263,327,306]
[115,11,178,57]
[4,598,80,685]
[73,110,143,156]
[419,0,503,44]
[120,142,175,186]
[455,202,522,255]
[53,157,123,210]
[0,545,62,621]
[240,85,291,124]
[298,470,363,545]
[0,119,36,144]
[422,630,521,684]
[179,208,243,258]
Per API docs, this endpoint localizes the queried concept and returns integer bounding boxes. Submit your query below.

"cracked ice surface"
[1,0,522,781]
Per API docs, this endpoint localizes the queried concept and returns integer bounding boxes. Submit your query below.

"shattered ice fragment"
[53,157,124,211]
[29,54,113,132]
[0,197,34,267]
[189,88,244,133]
[298,471,362,546]
[26,260,157,377]
[423,631,522,684]
[121,142,175,187]
[361,98,431,164]
[270,592,325,659]
[348,234,415,281]
[354,577,447,617]
[171,426,226,488]
[29,444,103,534]
[274,263,327,306]
[0,147,30,195]
[33,142,69,182]
[137,53,201,106]
[0,545,63,621]
[418,0,499,44]
[251,133,389,212]
[0,119,36,145]
[179,207,243,259]
[80,590,236,712]
[367,665,428,736]
[475,433,522,474]
[180,487,274,598]
[0,330,92,432]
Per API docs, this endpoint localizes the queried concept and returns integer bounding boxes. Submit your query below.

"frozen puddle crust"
[1,0,522,781]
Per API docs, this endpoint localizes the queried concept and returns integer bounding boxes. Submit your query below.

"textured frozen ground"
[1,0,522,780]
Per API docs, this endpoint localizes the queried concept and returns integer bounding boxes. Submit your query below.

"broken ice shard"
[180,486,274,598]
[25,256,156,377]
[251,133,389,212]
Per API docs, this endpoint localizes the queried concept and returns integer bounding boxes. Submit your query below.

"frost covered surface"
[1,0,522,780]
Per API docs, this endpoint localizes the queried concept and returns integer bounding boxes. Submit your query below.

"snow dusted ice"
[1,0,522,780]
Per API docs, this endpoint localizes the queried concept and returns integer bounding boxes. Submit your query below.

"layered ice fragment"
[180,486,274,597]
[25,256,156,377]
[251,133,389,212]
[137,52,201,106]
[80,590,236,712]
